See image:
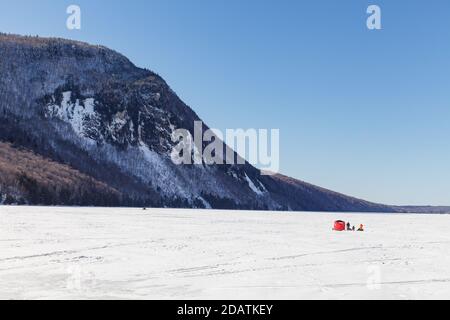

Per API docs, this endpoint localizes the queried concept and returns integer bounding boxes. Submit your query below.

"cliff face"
[0,33,403,212]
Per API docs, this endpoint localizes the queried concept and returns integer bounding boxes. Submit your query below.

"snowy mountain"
[0,34,444,212]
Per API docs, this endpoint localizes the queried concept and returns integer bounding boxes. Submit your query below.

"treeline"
[0,142,123,206]
[16,171,122,206]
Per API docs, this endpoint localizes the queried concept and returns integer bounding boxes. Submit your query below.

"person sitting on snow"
[346,222,351,231]
[357,224,364,232]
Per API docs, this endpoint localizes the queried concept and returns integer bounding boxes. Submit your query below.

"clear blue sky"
[1,0,450,206]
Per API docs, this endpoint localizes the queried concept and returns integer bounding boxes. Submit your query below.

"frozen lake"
[0,206,449,300]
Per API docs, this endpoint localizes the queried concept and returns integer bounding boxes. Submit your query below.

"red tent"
[333,220,346,231]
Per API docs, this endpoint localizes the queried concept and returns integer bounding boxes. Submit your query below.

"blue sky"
[1,0,449,205]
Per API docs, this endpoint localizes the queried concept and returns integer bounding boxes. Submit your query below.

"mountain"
[0,33,445,213]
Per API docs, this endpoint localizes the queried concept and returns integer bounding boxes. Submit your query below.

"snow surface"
[0,206,449,300]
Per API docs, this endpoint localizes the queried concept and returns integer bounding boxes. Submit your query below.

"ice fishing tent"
[333,220,346,231]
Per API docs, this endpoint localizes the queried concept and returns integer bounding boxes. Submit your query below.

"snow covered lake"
[0,206,449,300]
